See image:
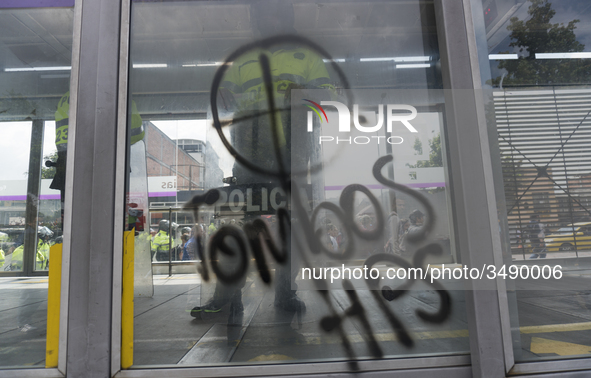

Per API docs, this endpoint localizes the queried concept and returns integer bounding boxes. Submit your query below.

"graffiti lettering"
[185,34,451,370]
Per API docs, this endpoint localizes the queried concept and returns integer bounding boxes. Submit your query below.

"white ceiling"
[0,1,440,119]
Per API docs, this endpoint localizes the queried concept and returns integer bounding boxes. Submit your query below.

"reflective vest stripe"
[220,81,241,94]
[131,123,144,137]
[56,118,68,128]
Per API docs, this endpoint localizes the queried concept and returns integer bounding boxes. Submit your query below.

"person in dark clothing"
[528,214,547,259]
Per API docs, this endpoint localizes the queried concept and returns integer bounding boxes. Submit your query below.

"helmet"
[181,227,191,235]
[38,226,54,241]
[158,220,170,232]
[409,210,425,225]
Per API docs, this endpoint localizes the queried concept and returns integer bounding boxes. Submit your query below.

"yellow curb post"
[122,230,135,368]
[46,243,62,368]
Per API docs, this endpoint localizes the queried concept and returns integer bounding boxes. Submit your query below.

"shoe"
[190,303,222,317]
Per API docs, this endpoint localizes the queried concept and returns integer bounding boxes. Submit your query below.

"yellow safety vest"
[55,91,144,152]
[151,231,171,252]
[8,241,48,270]
[37,241,50,270]
[221,47,335,147]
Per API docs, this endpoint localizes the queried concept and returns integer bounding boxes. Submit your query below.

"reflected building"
[145,122,202,194]
[177,139,224,190]
[496,89,591,254]
[565,173,591,222]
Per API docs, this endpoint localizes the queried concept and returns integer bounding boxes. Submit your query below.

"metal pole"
[168,207,172,277]
[384,111,397,215]
[66,0,122,373]
[23,119,45,276]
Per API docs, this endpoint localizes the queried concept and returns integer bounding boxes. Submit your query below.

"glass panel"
[125,0,469,369]
[473,0,591,363]
[0,2,74,369]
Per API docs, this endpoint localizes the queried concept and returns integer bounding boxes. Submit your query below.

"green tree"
[493,0,591,86]
[407,134,444,193]
[413,137,423,155]
[410,134,442,168]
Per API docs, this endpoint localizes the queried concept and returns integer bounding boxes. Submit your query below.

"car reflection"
[544,222,591,252]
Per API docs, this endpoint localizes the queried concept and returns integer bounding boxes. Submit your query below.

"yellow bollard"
[46,243,62,368]
[121,230,135,369]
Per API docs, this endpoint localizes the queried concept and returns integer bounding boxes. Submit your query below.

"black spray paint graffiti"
[184,34,451,371]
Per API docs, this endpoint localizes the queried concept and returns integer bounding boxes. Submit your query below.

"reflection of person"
[408,210,424,239]
[208,221,217,236]
[359,215,373,231]
[528,214,547,259]
[52,92,145,220]
[327,224,339,252]
[395,219,410,255]
[219,0,335,185]
[398,210,424,258]
[5,227,53,271]
[408,210,424,230]
[180,227,191,260]
[36,226,53,270]
[383,212,399,254]
[191,223,245,315]
[180,234,189,260]
[193,0,334,316]
[183,227,199,261]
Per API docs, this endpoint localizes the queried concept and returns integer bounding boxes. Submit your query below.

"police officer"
[52,92,145,209]
[36,227,54,270]
[208,221,217,236]
[219,0,335,185]
[151,220,175,261]
[6,227,53,271]
[194,0,334,315]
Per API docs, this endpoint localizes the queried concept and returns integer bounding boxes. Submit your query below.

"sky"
[0,121,57,181]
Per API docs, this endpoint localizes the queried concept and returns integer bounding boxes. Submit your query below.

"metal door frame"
[6,0,591,376]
